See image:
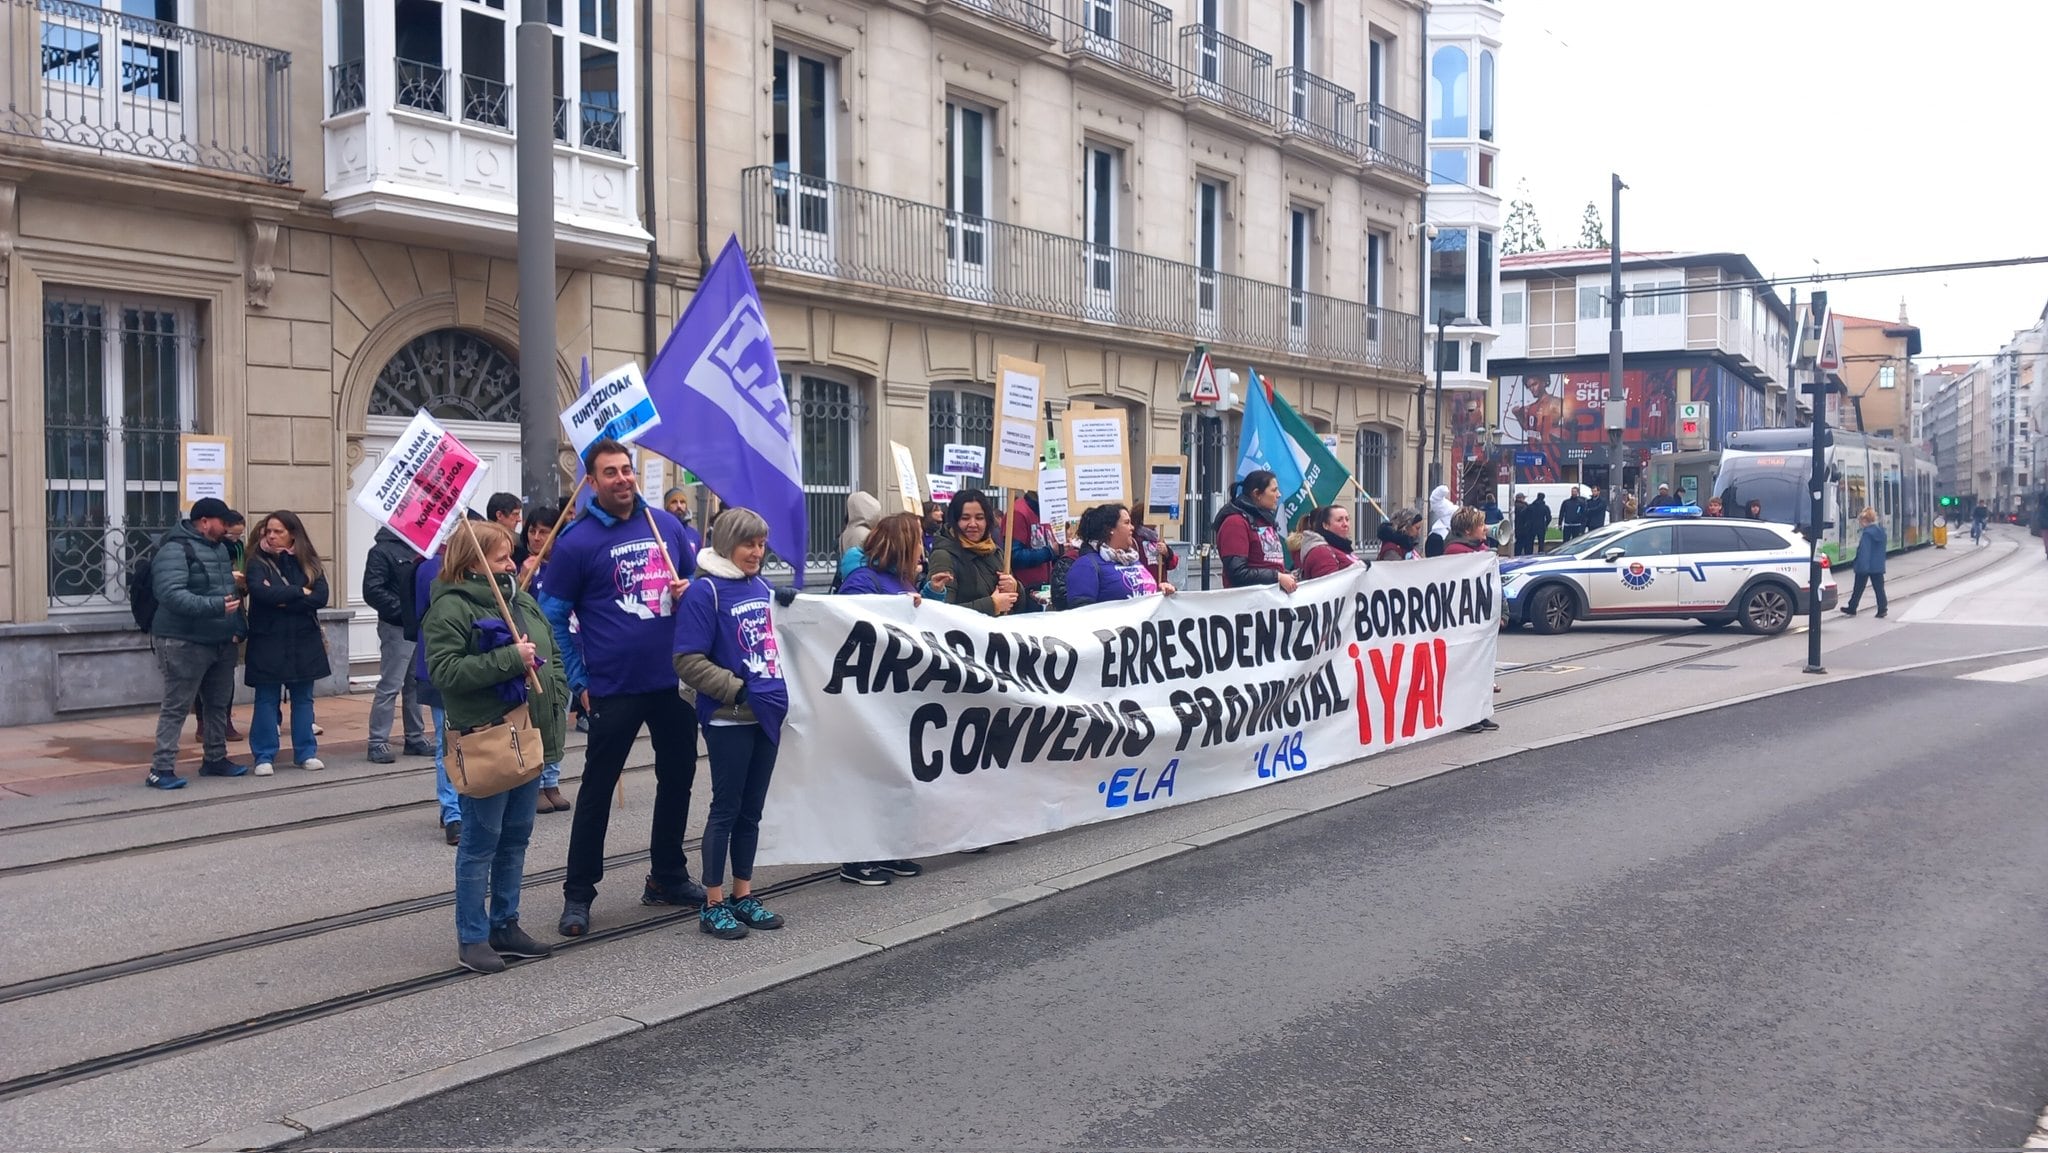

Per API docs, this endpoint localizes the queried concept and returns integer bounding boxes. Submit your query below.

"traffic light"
[1939,496,1959,508]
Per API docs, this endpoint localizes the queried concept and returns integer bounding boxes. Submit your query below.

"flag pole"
[519,475,588,591]
[461,516,545,698]
[643,505,679,578]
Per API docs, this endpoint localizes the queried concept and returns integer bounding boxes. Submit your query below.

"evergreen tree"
[1501,180,1546,255]
[1578,200,1609,249]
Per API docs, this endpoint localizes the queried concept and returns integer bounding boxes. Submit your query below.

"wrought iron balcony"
[942,0,1053,39]
[1276,66,1355,153]
[1177,25,1274,126]
[739,167,1420,374]
[2,0,291,183]
[1357,102,1423,178]
[1063,0,1173,87]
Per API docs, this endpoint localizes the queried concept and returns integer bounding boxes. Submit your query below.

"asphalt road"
[306,660,2048,1151]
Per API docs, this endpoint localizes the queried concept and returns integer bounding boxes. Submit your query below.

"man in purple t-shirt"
[538,439,701,936]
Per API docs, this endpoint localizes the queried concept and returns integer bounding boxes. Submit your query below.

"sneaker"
[874,859,924,878]
[641,875,707,909]
[298,757,326,771]
[144,770,187,791]
[198,758,248,777]
[252,761,274,777]
[1462,719,1500,733]
[488,920,553,959]
[839,863,891,886]
[443,820,461,846]
[457,941,506,974]
[558,899,591,938]
[366,745,396,764]
[311,724,324,736]
[728,895,784,930]
[402,739,434,757]
[698,901,748,940]
[1840,607,1856,617]
[1875,610,1888,619]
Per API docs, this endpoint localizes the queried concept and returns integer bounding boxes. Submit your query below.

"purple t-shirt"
[837,565,912,597]
[672,573,788,741]
[1065,550,1158,606]
[539,501,696,698]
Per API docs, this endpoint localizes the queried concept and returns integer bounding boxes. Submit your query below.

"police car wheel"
[1738,584,1794,635]
[1529,585,1575,635]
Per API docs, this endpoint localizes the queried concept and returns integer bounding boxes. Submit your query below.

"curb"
[183,641,2048,1152]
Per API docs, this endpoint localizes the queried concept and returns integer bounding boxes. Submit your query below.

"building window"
[1288,206,1313,331]
[1476,229,1495,326]
[1579,283,1608,321]
[459,5,509,129]
[773,46,835,241]
[928,386,996,482]
[1879,365,1897,389]
[946,100,991,282]
[787,372,869,568]
[1430,228,1468,324]
[1478,49,1494,141]
[333,0,367,111]
[43,292,198,610]
[394,0,446,113]
[1428,148,1468,186]
[1477,150,1494,189]
[1197,178,1224,314]
[1501,289,1524,326]
[1355,427,1390,533]
[370,329,521,421]
[1084,142,1122,300]
[1528,282,1573,357]
[1429,44,1468,139]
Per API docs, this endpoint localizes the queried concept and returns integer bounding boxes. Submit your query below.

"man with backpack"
[363,526,431,764]
[137,497,248,789]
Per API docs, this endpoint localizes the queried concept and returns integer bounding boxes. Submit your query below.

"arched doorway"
[344,329,524,672]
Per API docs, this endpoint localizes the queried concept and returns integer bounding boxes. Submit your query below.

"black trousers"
[1846,572,1887,615]
[563,689,699,903]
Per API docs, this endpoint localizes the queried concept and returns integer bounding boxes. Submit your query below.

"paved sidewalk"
[0,692,382,798]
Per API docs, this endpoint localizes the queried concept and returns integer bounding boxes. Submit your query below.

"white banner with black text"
[756,554,1500,865]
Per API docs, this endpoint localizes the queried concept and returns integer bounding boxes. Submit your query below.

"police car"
[1500,510,1838,636]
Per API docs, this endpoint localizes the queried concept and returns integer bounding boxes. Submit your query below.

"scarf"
[1099,544,1142,566]
[1317,530,1354,556]
[950,531,997,556]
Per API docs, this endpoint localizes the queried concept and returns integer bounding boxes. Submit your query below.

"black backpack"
[1049,552,1078,611]
[129,537,198,631]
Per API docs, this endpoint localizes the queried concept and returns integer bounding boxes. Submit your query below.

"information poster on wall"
[180,435,232,507]
[991,356,1045,491]
[638,449,668,507]
[1058,403,1129,507]
[1147,455,1187,532]
[889,441,923,514]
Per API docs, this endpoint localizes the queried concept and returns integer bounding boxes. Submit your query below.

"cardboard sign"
[352,411,489,558]
[927,473,959,504]
[1058,403,1130,507]
[1146,455,1187,532]
[941,443,987,477]
[560,362,661,457]
[889,441,923,514]
[991,356,1045,490]
[1037,466,1070,533]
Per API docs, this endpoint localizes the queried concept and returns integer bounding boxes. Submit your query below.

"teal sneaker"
[698,901,748,940]
[728,895,784,930]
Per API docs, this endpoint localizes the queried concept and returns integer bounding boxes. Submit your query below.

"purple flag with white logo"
[637,236,807,583]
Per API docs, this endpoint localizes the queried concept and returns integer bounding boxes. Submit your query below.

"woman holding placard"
[1065,504,1175,607]
[925,490,1018,615]
[1214,471,1297,592]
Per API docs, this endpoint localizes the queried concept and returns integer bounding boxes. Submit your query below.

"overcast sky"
[1497,0,2048,365]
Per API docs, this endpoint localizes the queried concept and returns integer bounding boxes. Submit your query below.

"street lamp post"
[1430,311,1480,493]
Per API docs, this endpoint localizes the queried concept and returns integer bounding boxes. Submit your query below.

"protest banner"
[927,473,959,504]
[353,411,488,558]
[560,363,661,458]
[756,553,1499,864]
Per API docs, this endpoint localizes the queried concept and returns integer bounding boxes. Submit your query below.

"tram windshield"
[1714,455,1810,526]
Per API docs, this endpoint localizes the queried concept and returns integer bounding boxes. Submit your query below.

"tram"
[1711,428,1936,562]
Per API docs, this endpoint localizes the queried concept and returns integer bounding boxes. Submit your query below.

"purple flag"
[636,237,807,582]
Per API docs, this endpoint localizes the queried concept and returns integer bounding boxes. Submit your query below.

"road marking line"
[1958,656,2048,683]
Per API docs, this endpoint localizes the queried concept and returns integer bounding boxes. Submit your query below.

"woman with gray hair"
[672,508,790,941]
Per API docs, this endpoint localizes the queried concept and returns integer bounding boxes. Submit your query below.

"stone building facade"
[0,0,1427,724]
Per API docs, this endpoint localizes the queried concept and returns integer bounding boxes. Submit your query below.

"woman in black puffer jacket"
[244,509,332,775]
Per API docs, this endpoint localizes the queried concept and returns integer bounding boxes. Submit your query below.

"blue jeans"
[250,680,316,765]
[700,724,778,888]
[432,708,460,827]
[541,760,561,789]
[454,775,542,944]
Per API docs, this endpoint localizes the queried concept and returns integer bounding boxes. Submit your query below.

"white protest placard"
[1036,465,1070,532]
[185,473,228,501]
[942,443,987,477]
[889,441,922,514]
[1146,455,1187,531]
[1071,417,1124,457]
[638,449,668,507]
[352,411,489,558]
[560,362,661,458]
[184,439,227,472]
[991,356,1045,491]
[758,553,1502,863]
[1073,462,1126,504]
[927,473,959,504]
[1059,403,1129,506]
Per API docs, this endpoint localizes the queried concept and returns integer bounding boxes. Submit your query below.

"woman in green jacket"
[422,521,570,974]
[923,489,1018,616]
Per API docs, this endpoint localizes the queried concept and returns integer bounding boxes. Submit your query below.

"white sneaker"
[253,761,274,777]
[299,757,326,771]
[311,724,324,736]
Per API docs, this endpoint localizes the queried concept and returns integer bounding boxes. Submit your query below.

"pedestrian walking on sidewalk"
[1841,507,1889,619]
[363,526,429,764]
[423,521,567,974]
[244,511,331,776]
[539,439,701,937]
[672,509,789,941]
[144,497,247,789]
